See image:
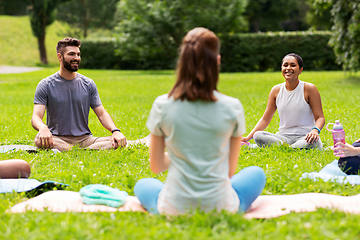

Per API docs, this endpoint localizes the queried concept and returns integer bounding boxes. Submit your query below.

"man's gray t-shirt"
[33,72,102,136]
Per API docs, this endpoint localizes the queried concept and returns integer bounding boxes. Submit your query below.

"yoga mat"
[0,145,38,153]
[245,193,360,219]
[10,190,145,213]
[10,190,360,219]
[0,179,68,196]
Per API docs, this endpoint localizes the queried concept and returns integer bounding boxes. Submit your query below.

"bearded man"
[31,37,127,151]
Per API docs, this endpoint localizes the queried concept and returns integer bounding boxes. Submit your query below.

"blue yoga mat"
[0,145,60,154]
[0,179,68,195]
[0,145,37,153]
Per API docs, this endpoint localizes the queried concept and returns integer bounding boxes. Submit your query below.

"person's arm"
[93,106,127,148]
[304,83,325,144]
[149,134,170,174]
[31,104,53,148]
[243,85,279,142]
[229,136,242,178]
[335,142,360,157]
[0,159,31,179]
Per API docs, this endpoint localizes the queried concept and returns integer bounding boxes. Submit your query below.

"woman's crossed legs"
[253,131,322,149]
[134,166,266,214]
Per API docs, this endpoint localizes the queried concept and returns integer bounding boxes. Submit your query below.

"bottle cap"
[333,120,343,130]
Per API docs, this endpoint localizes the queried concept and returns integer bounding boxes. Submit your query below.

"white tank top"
[276,80,315,136]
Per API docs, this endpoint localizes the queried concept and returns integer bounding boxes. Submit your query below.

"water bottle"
[326,120,345,157]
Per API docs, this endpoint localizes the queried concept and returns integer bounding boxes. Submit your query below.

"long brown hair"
[169,27,220,101]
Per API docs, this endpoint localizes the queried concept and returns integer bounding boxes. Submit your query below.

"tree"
[244,0,310,32]
[306,0,333,30]
[27,0,64,64]
[0,0,28,15]
[313,0,360,71]
[329,0,360,71]
[56,0,120,38]
[114,0,248,69]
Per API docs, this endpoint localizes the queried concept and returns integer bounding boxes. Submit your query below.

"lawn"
[0,16,77,67]
[1,69,360,239]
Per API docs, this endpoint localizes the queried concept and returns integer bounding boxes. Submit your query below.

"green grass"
[1,69,360,239]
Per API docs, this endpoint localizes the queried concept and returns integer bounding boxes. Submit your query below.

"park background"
[1,0,360,239]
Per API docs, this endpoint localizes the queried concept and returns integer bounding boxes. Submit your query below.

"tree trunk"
[83,7,90,38]
[83,25,88,38]
[37,33,48,65]
[253,19,260,32]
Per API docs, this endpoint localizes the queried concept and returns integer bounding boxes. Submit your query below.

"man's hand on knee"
[112,131,127,148]
[36,126,54,148]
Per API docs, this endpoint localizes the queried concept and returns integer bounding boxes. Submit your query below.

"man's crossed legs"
[34,134,150,151]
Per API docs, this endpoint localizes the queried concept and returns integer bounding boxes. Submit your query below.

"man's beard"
[63,58,80,72]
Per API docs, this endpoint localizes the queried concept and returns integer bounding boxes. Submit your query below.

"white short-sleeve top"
[146,90,246,215]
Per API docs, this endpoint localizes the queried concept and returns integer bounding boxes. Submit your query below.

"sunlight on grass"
[1,70,360,239]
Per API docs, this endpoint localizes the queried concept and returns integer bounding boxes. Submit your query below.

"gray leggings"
[253,131,323,149]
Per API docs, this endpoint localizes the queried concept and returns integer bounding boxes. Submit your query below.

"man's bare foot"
[126,134,151,147]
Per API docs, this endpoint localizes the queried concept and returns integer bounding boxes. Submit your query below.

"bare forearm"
[97,112,117,132]
[149,134,169,174]
[150,152,170,174]
[245,119,270,141]
[229,137,242,178]
[355,148,360,156]
[0,159,31,179]
[348,145,360,156]
[244,87,277,141]
[314,117,325,130]
[31,116,47,131]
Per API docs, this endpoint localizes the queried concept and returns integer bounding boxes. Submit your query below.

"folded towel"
[79,184,128,208]
[301,160,360,184]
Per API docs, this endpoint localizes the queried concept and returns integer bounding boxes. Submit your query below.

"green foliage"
[56,0,120,38]
[245,0,310,32]
[27,0,60,38]
[79,31,341,71]
[311,0,360,71]
[306,0,333,30]
[80,38,121,69]
[0,0,28,15]
[0,16,341,72]
[1,69,360,238]
[27,0,66,64]
[220,31,341,72]
[114,0,248,69]
[329,0,360,71]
